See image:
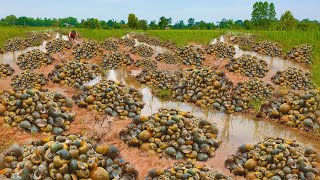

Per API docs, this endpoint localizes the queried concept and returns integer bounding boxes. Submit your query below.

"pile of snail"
[146,161,231,180]
[0,63,14,79]
[177,45,205,66]
[130,44,154,58]
[26,32,49,46]
[225,55,269,78]
[206,42,236,59]
[101,38,120,51]
[73,80,144,118]
[136,69,182,90]
[225,137,319,179]
[162,40,179,52]
[119,37,135,47]
[102,52,133,69]
[134,58,157,70]
[46,39,72,53]
[119,109,221,161]
[155,51,181,64]
[231,35,257,50]
[285,44,313,65]
[172,67,234,113]
[0,134,138,179]
[258,89,320,130]
[48,60,100,88]
[4,37,31,51]
[11,71,48,91]
[271,67,315,91]
[73,41,102,60]
[232,79,274,112]
[17,50,54,70]
[0,89,74,134]
[131,33,161,46]
[252,41,283,57]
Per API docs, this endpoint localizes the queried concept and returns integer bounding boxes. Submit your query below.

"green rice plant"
[248,98,264,114]
[252,30,320,86]
[145,30,226,46]
[0,26,50,48]
[152,87,173,99]
[74,28,129,42]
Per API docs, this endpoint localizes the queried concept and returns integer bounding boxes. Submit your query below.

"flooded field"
[0,32,319,179]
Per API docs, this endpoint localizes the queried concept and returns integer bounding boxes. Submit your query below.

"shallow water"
[86,68,320,173]
[0,34,318,176]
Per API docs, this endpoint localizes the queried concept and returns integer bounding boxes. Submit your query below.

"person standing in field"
[68,30,77,41]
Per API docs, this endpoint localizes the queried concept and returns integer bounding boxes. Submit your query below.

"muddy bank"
[0,34,319,179]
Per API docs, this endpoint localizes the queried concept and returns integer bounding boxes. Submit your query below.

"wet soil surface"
[0,34,319,179]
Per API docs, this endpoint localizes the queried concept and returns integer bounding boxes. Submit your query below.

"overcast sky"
[0,0,318,23]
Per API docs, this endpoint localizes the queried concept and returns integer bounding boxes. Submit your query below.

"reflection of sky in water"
[0,33,69,66]
[1,33,318,156]
[86,68,320,153]
[1,34,318,174]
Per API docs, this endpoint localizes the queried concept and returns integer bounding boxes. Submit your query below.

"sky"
[0,0,319,23]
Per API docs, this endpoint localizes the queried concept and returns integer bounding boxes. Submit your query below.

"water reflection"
[86,68,320,154]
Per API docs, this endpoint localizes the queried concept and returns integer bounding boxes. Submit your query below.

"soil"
[0,34,319,179]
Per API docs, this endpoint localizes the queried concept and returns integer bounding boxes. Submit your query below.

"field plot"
[0,28,319,179]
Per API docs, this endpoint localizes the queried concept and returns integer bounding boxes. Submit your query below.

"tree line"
[0,1,319,31]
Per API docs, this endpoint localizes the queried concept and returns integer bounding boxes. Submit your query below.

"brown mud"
[0,34,319,179]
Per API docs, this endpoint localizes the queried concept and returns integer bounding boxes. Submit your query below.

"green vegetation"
[75,29,129,42]
[0,26,50,48]
[252,30,320,86]
[0,1,319,31]
[146,30,225,46]
[153,88,173,99]
[249,98,264,114]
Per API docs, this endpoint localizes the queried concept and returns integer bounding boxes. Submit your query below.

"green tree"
[188,18,195,27]
[251,1,276,29]
[127,13,138,29]
[137,20,148,30]
[149,20,158,29]
[243,20,253,30]
[173,20,185,29]
[158,16,171,29]
[280,10,296,30]
[4,15,17,25]
[268,3,276,20]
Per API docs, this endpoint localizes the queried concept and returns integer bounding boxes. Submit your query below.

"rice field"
[0,26,50,48]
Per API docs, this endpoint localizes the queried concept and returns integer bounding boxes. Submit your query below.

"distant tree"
[128,13,138,29]
[100,20,110,29]
[251,1,276,29]
[280,11,297,30]
[138,20,148,30]
[243,20,253,30]
[219,18,233,29]
[174,20,185,29]
[268,3,276,20]
[158,17,171,29]
[149,20,158,29]
[3,15,17,25]
[188,18,195,27]
[297,19,320,31]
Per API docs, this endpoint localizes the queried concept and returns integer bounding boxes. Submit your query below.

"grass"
[249,30,320,86]
[1,27,319,86]
[152,88,173,99]
[248,98,264,113]
[74,28,129,42]
[0,26,51,48]
[146,30,226,46]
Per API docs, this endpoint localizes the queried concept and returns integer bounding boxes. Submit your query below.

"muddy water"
[86,68,320,175]
[0,33,70,89]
